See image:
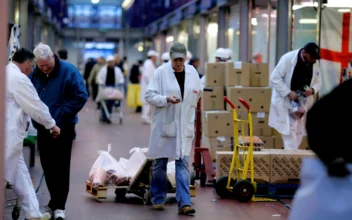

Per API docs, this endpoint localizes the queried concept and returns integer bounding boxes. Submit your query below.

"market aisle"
[5,100,291,220]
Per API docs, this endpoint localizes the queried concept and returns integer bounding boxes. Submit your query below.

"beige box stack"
[215,149,315,183]
[225,62,274,149]
[201,63,233,160]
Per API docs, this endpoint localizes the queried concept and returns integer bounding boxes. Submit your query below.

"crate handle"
[224,96,236,109]
[238,97,250,110]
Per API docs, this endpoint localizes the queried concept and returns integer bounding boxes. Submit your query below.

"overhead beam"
[63,28,144,39]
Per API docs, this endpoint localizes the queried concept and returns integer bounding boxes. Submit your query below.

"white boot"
[54,209,65,220]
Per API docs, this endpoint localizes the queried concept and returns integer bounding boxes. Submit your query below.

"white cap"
[106,55,115,62]
[147,50,159,57]
[187,51,192,60]
[225,48,233,59]
[161,52,170,61]
[215,48,228,60]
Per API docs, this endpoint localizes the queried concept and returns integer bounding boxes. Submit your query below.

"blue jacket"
[30,55,88,130]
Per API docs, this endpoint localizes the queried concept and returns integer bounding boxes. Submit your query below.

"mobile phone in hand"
[175,98,181,101]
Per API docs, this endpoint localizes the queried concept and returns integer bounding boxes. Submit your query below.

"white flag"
[320,8,352,96]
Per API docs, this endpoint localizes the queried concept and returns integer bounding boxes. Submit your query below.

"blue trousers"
[150,156,191,209]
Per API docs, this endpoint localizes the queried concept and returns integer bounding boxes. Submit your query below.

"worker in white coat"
[145,42,201,215]
[200,48,229,89]
[140,50,159,124]
[289,78,352,220]
[161,52,170,63]
[268,42,322,150]
[5,48,60,220]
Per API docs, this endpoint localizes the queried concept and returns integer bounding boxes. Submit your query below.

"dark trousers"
[85,80,90,97]
[37,124,75,210]
[101,100,115,121]
[92,83,100,109]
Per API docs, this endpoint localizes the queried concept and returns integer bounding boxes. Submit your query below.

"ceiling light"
[122,0,135,9]
[91,0,99,4]
[251,18,258,26]
[338,9,351,13]
[299,19,317,24]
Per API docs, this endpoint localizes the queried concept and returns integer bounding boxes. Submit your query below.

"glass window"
[228,4,240,62]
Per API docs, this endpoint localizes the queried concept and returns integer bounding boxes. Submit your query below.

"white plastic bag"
[88,144,129,187]
[96,86,124,102]
[289,97,307,120]
[125,147,148,178]
[167,161,176,187]
[119,157,129,171]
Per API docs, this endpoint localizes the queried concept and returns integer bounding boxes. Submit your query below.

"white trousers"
[141,103,151,121]
[281,116,304,150]
[5,154,42,219]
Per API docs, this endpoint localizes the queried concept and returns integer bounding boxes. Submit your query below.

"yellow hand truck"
[215,96,256,202]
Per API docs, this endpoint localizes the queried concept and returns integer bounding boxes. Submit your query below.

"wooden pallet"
[86,181,196,199]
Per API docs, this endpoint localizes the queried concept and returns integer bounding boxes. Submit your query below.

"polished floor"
[4,100,291,220]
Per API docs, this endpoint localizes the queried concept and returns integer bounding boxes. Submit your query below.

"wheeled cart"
[99,84,125,125]
[86,159,196,204]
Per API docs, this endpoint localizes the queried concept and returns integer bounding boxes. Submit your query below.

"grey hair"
[33,42,54,60]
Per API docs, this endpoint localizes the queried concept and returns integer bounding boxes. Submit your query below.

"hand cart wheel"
[115,188,127,203]
[143,189,152,205]
[12,204,21,220]
[233,180,255,202]
[215,176,236,199]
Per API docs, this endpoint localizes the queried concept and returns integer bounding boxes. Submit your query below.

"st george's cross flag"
[320,8,352,96]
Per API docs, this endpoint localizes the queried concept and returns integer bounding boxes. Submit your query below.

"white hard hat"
[225,48,233,59]
[106,55,115,62]
[147,50,159,57]
[215,48,228,59]
[187,51,192,60]
[161,52,170,61]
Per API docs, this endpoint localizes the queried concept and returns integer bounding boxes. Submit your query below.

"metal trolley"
[100,84,125,125]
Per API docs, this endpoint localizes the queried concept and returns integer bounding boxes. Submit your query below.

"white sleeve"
[145,69,168,108]
[270,56,291,97]
[13,77,55,129]
[312,62,322,93]
[115,68,125,84]
[97,67,105,85]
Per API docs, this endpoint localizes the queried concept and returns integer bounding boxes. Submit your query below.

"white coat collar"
[291,49,301,65]
[8,62,21,72]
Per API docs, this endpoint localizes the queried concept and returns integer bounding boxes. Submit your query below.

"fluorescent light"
[122,0,134,9]
[91,0,99,4]
[299,19,317,24]
[166,36,174,43]
[338,9,351,13]
[251,18,258,26]
[207,23,218,36]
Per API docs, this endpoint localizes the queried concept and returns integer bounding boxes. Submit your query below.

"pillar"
[187,19,196,54]
[34,16,42,45]
[27,9,34,49]
[0,0,8,216]
[19,0,28,48]
[199,15,207,74]
[218,6,228,48]
[275,0,292,64]
[239,0,252,61]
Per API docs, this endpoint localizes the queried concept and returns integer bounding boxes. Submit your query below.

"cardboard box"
[201,86,224,110]
[266,149,315,183]
[274,136,284,149]
[259,136,275,149]
[216,151,271,183]
[235,111,271,136]
[202,111,234,137]
[272,128,281,136]
[226,87,272,112]
[202,135,233,160]
[205,63,225,86]
[250,63,269,87]
[225,62,250,86]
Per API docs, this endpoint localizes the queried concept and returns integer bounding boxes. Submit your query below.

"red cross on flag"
[320,8,352,95]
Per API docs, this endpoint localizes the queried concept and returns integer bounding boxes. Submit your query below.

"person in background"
[123,56,129,95]
[185,51,192,64]
[251,52,263,63]
[83,58,96,97]
[268,42,321,150]
[88,56,105,109]
[225,48,233,62]
[115,54,126,98]
[289,78,352,220]
[97,56,125,124]
[58,49,67,61]
[189,57,201,78]
[30,43,88,220]
[145,42,201,215]
[140,50,159,124]
[162,52,170,63]
[129,60,144,113]
[5,48,60,220]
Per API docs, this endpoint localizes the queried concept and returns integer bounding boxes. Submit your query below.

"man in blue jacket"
[30,43,88,220]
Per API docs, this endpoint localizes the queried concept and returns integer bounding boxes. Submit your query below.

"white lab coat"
[5,63,55,183]
[268,49,322,135]
[289,157,352,220]
[97,65,125,86]
[140,59,156,103]
[145,63,201,159]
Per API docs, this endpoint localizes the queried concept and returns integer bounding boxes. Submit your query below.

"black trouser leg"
[37,124,74,210]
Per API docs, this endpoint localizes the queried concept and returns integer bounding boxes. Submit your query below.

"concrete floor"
[4,100,292,220]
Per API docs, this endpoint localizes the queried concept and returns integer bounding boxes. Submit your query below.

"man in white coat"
[140,50,159,124]
[5,48,60,220]
[145,42,201,215]
[268,42,322,150]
